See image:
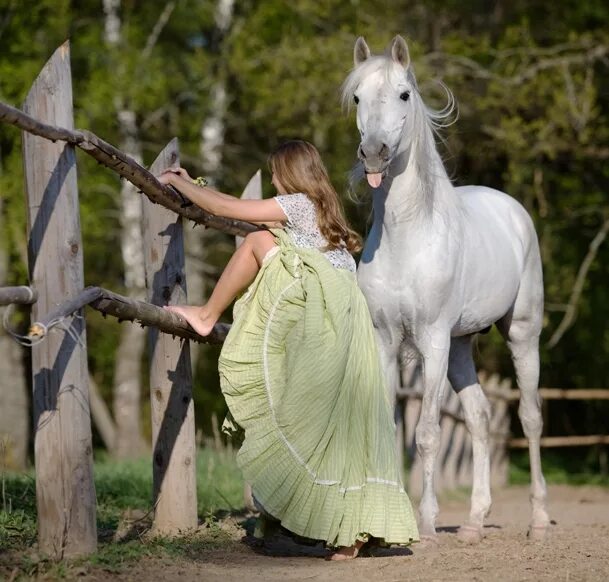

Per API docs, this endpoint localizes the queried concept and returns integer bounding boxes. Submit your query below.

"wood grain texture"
[22,41,97,558]
[143,139,198,533]
[0,286,38,305]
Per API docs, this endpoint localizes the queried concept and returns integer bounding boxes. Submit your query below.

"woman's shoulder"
[274,193,316,225]
[274,192,313,206]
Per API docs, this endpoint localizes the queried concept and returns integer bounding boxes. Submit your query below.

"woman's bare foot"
[326,540,365,561]
[163,305,218,337]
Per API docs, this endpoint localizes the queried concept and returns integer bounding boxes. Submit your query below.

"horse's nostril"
[380,143,389,159]
[358,145,367,159]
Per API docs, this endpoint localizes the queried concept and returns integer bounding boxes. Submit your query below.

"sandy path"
[88,484,609,581]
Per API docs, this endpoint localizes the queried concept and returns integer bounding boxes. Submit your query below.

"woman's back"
[275,193,356,272]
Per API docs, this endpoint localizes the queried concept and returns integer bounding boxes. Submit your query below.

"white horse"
[343,35,550,542]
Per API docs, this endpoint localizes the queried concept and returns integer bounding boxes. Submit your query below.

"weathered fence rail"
[401,374,609,497]
[0,100,258,238]
[0,286,38,306]
[27,286,229,345]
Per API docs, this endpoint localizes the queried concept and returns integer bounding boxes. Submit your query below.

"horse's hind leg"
[498,271,550,539]
[448,335,492,543]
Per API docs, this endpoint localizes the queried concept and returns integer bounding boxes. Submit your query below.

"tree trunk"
[143,140,198,533]
[104,0,147,460]
[22,42,96,558]
[112,110,148,459]
[199,0,235,181]
[187,0,236,368]
[0,200,29,471]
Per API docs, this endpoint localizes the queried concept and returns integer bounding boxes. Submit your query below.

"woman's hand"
[157,171,174,186]
[157,167,193,186]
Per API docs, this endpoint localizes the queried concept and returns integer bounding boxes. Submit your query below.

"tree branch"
[547,217,609,348]
[427,44,609,86]
[142,1,176,60]
[0,100,259,237]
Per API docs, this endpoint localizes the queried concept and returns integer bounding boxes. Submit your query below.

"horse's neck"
[376,123,458,232]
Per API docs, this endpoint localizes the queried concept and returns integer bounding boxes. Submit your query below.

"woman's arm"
[158,169,286,224]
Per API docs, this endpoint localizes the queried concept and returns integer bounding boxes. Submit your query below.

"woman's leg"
[164,230,276,336]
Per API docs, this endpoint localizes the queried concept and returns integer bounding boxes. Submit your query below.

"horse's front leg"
[415,333,450,538]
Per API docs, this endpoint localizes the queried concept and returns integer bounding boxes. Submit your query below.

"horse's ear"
[354,37,371,66]
[390,35,411,68]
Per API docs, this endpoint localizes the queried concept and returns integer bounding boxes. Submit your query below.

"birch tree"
[103,0,148,458]
[0,197,29,471]
[185,0,236,365]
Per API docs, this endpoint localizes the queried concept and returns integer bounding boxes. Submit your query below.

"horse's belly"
[453,277,520,336]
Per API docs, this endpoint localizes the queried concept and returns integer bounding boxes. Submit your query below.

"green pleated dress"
[218,205,419,548]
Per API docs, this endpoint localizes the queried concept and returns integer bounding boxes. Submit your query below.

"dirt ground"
[82,484,609,582]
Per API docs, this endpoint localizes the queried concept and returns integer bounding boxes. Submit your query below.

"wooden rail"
[0,286,38,306]
[401,373,609,496]
[0,101,258,237]
[398,386,609,404]
[509,435,609,448]
[486,388,609,401]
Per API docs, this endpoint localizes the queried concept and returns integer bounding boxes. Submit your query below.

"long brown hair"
[268,140,362,253]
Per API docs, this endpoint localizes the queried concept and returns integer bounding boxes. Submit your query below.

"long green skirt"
[219,229,419,547]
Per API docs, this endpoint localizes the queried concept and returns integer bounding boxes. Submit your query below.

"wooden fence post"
[236,169,262,247]
[143,139,198,533]
[22,42,97,558]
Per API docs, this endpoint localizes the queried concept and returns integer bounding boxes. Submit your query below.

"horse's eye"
[354,95,359,105]
[400,91,410,101]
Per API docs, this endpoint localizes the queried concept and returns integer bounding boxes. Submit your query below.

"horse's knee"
[518,400,543,439]
[416,422,441,456]
[459,386,491,439]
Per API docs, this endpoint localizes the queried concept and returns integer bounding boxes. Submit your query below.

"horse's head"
[343,35,418,188]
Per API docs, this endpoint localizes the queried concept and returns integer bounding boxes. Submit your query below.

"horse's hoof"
[417,533,439,548]
[527,525,549,542]
[457,524,483,544]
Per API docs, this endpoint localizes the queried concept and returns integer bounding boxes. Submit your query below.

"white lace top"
[274,193,356,272]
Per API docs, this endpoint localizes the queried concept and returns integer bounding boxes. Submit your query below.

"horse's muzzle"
[358,142,390,174]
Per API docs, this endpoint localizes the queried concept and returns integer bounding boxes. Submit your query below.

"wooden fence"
[1,41,608,559]
[0,42,258,559]
[399,372,609,497]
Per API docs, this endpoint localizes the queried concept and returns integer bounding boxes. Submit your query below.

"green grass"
[0,447,244,577]
[509,449,609,487]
